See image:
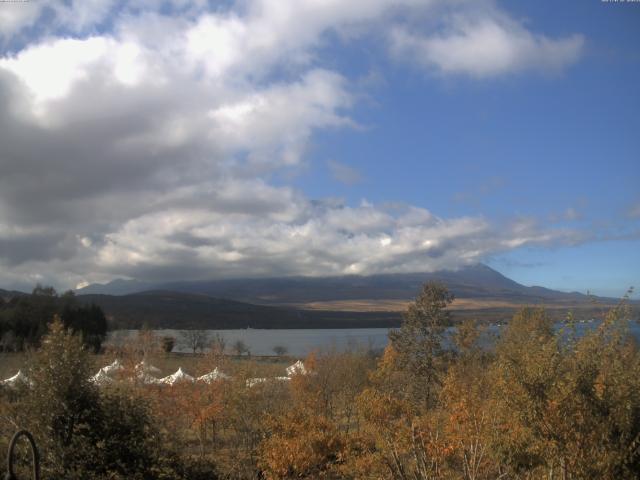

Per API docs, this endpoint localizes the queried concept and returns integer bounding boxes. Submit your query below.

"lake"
[108,320,640,357]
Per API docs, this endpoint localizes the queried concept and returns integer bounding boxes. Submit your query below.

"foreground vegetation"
[1,283,639,479]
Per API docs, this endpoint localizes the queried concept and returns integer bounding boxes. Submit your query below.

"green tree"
[22,315,101,478]
[0,287,107,351]
[87,390,162,479]
[61,300,108,353]
[19,317,174,479]
[388,281,454,408]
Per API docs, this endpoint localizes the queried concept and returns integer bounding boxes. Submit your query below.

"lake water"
[108,321,640,357]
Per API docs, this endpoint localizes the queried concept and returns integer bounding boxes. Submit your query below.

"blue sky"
[0,0,638,296]
[295,0,640,296]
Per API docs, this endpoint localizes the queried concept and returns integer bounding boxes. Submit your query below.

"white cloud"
[390,11,584,77]
[0,2,43,38]
[84,201,585,284]
[209,70,353,166]
[0,37,109,103]
[50,0,117,34]
[0,0,117,42]
[0,0,590,289]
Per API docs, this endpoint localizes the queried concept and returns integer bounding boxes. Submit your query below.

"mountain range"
[68,264,632,329]
[3,265,630,330]
[77,264,591,304]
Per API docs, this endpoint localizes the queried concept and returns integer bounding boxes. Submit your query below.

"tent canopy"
[160,367,194,385]
[197,367,230,383]
[135,360,161,374]
[1,370,30,387]
[286,360,307,376]
[102,359,124,374]
[91,369,114,385]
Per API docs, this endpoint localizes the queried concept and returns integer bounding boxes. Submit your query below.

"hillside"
[3,265,631,330]
[77,290,401,329]
[0,288,28,299]
[78,264,595,305]
[76,290,624,331]
[70,264,632,329]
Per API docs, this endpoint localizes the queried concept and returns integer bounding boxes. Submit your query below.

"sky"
[0,0,638,297]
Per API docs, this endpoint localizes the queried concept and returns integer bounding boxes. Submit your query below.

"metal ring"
[5,430,40,480]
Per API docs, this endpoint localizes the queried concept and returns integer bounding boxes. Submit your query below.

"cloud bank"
[0,0,587,289]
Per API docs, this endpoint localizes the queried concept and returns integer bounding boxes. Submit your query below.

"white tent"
[246,377,268,388]
[135,360,161,374]
[136,372,161,385]
[1,370,30,387]
[246,376,290,387]
[101,359,124,375]
[160,367,194,385]
[90,369,114,386]
[286,360,307,376]
[197,367,230,383]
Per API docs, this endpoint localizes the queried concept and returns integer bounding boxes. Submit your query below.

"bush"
[161,336,176,353]
[17,317,217,479]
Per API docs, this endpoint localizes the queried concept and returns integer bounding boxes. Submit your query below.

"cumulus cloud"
[0,0,589,289]
[0,2,42,39]
[389,8,584,77]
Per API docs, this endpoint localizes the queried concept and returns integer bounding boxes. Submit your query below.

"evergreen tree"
[22,315,100,478]
[388,281,454,407]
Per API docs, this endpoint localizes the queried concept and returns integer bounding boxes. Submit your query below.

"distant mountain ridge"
[3,266,633,330]
[76,264,595,305]
[0,288,28,299]
[76,290,400,329]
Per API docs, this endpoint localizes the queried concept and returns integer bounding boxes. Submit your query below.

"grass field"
[297,298,621,312]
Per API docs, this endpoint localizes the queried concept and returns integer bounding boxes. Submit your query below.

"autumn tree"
[355,285,499,479]
[259,409,346,479]
[259,351,372,479]
[216,368,287,478]
[439,320,499,480]
[491,299,640,479]
[187,343,232,452]
[355,344,449,479]
[136,324,160,357]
